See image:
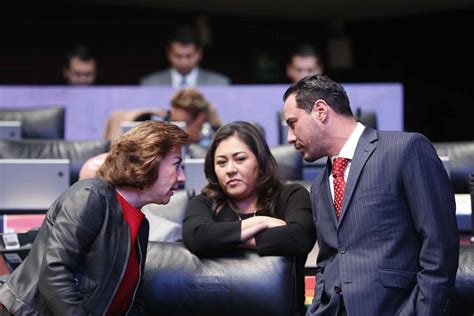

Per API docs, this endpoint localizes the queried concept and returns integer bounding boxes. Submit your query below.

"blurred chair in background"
[433,141,474,193]
[355,107,378,130]
[270,144,303,181]
[0,106,65,139]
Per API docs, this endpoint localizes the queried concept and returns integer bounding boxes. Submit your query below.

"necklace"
[229,201,257,221]
[234,211,257,221]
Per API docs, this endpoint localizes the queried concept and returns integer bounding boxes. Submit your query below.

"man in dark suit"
[282,75,459,315]
[140,26,230,87]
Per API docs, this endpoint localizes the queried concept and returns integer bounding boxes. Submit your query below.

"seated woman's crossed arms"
[183,121,316,315]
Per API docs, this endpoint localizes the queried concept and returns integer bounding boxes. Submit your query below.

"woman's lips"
[227,179,240,185]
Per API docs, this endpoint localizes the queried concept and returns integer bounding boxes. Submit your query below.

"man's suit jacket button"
[339,247,346,254]
[334,286,342,294]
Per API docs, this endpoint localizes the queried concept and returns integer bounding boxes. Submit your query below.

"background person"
[102,88,222,144]
[0,121,188,315]
[283,74,459,315]
[286,43,323,83]
[63,45,97,85]
[140,25,230,87]
[182,121,316,315]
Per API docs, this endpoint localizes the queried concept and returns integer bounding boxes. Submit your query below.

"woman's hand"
[260,216,286,228]
[239,216,287,248]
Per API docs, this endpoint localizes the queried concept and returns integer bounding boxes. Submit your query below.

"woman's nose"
[178,166,186,182]
[226,161,237,174]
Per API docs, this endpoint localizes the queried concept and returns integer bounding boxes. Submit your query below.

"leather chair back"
[452,244,474,315]
[0,106,65,139]
[357,111,378,129]
[142,190,195,242]
[0,139,110,184]
[143,242,296,316]
[271,145,303,180]
[433,141,474,193]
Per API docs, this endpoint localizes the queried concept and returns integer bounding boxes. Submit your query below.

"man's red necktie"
[333,157,349,220]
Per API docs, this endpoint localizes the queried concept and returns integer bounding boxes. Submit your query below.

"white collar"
[331,122,365,163]
[170,67,199,88]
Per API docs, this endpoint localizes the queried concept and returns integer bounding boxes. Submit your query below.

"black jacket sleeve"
[182,194,242,256]
[254,184,316,256]
[37,185,106,316]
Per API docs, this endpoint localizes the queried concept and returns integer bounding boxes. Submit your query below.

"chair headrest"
[143,242,296,316]
[452,244,474,315]
[433,141,474,193]
[0,106,65,139]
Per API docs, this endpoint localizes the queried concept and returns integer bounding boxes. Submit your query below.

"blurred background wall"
[1,0,473,141]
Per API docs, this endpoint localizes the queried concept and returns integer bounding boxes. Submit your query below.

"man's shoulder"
[198,68,231,85]
[374,129,430,146]
[140,69,171,85]
[371,130,435,158]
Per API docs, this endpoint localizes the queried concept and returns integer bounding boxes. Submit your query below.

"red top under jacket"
[106,191,145,315]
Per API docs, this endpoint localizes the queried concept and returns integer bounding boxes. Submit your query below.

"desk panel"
[0,84,403,147]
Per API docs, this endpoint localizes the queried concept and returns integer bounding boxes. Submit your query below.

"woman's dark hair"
[98,120,188,190]
[202,121,282,215]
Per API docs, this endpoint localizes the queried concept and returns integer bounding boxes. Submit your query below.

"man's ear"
[311,99,328,121]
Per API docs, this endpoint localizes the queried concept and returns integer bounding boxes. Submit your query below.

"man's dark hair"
[168,26,201,48]
[283,74,353,117]
[65,45,95,66]
[288,43,323,66]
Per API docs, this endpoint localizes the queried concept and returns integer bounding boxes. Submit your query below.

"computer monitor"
[0,159,70,212]
[184,158,206,194]
[0,121,21,139]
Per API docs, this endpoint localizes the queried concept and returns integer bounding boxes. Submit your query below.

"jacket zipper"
[125,235,143,315]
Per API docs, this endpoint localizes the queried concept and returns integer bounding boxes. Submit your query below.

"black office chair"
[142,189,195,242]
[452,244,474,315]
[0,106,65,139]
[143,242,296,316]
[433,141,474,193]
[270,144,303,181]
[355,108,378,130]
[277,111,288,145]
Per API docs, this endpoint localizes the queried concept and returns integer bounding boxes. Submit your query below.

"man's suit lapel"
[318,159,339,227]
[338,127,378,225]
[196,68,206,85]
[165,70,173,85]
